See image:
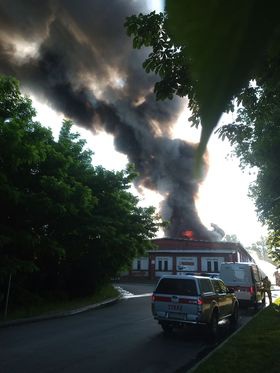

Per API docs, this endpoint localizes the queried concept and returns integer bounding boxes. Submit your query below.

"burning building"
[129,237,255,280]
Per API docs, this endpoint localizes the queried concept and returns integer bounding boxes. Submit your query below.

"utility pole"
[4,272,12,320]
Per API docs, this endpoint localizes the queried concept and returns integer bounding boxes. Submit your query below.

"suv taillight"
[152,294,155,301]
[197,298,203,305]
[249,286,255,295]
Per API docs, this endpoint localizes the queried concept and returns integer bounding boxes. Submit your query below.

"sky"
[0,0,268,247]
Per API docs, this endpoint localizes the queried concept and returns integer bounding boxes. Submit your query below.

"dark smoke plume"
[0,0,217,240]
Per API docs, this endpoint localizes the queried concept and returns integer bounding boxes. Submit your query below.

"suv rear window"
[155,278,198,296]
[199,278,214,293]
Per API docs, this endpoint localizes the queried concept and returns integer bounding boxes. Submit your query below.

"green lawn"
[2,283,119,322]
[194,297,280,373]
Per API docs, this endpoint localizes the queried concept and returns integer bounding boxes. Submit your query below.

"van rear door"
[220,264,253,302]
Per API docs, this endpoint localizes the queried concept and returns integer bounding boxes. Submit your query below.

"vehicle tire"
[230,304,239,327]
[161,323,173,334]
[208,311,219,338]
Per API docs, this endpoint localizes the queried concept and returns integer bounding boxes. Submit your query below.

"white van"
[219,262,265,309]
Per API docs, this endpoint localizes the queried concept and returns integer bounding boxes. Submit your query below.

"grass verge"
[194,297,280,373]
[2,283,119,321]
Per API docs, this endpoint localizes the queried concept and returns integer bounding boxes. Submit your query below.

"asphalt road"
[0,283,268,373]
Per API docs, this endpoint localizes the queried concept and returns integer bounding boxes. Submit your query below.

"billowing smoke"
[0,0,217,240]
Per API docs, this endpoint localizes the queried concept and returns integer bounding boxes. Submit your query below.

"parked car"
[151,275,239,337]
[219,262,265,309]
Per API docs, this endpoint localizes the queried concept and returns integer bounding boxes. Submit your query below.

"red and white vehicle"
[219,262,265,309]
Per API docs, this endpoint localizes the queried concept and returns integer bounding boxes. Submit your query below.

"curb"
[187,305,268,373]
[0,296,121,328]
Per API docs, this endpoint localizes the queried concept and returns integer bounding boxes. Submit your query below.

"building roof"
[151,237,254,261]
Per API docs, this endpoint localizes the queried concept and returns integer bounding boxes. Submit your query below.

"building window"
[214,261,219,272]
[132,257,148,271]
[207,260,218,272]
[155,256,172,272]
[201,257,224,272]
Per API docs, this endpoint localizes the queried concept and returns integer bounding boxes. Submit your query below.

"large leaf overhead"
[166,0,280,156]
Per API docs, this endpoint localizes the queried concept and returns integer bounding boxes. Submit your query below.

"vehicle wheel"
[161,323,173,334]
[230,304,239,327]
[208,312,219,338]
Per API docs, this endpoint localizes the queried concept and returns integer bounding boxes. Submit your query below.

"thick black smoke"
[0,0,217,240]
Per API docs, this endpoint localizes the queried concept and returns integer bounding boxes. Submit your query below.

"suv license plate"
[168,312,186,320]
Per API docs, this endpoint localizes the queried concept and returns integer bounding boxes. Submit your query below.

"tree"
[246,237,271,262]
[0,75,163,307]
[126,2,280,158]
[165,0,280,155]
[0,76,53,278]
[223,234,239,243]
[217,62,280,265]
[125,6,280,265]
[125,11,199,124]
[267,233,280,265]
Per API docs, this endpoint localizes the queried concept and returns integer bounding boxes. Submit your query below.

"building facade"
[128,237,254,280]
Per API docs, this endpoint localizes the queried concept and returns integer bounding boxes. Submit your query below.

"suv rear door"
[153,277,199,322]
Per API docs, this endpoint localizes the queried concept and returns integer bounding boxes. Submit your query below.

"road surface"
[0,282,268,373]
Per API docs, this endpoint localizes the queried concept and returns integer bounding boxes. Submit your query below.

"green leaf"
[166,0,280,149]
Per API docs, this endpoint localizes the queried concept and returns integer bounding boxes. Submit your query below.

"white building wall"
[176,256,198,272]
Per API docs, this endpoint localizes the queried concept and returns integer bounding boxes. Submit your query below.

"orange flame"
[181,230,194,239]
